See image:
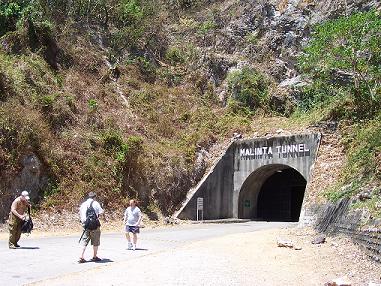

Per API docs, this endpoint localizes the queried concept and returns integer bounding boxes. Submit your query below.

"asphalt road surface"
[0,221,292,286]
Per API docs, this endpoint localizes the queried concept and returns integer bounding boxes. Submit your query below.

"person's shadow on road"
[125,248,148,251]
[17,246,40,250]
[94,258,113,264]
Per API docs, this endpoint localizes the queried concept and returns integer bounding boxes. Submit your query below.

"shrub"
[198,19,216,35]
[118,0,144,25]
[165,46,186,65]
[102,130,125,152]
[343,114,381,183]
[245,32,258,45]
[40,94,57,108]
[0,2,23,36]
[298,10,381,117]
[88,99,98,111]
[227,67,269,111]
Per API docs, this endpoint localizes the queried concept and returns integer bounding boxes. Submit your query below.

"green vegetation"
[298,10,381,119]
[245,32,258,45]
[88,99,98,111]
[227,67,269,112]
[0,1,379,220]
[325,114,381,202]
[165,47,186,65]
[0,0,256,216]
[297,11,381,215]
[198,19,216,35]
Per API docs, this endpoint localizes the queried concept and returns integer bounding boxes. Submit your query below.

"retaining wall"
[316,198,381,262]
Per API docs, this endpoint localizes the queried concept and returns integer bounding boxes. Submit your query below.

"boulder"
[312,235,326,244]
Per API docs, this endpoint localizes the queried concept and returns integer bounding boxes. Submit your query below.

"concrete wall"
[176,144,235,220]
[176,133,321,221]
[315,198,381,262]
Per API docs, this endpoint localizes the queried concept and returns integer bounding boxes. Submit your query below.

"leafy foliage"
[165,46,186,65]
[298,10,381,118]
[227,67,269,111]
[343,114,381,183]
[323,112,381,206]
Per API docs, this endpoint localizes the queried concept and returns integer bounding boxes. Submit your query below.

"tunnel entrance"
[257,168,306,221]
[238,165,307,222]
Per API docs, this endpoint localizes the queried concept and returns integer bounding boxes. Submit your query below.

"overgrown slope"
[0,0,380,222]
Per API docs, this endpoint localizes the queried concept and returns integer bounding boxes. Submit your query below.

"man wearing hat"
[8,191,31,249]
[78,192,104,263]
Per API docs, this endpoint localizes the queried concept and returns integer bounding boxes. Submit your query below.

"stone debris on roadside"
[331,242,339,247]
[311,235,326,244]
[325,276,352,286]
[293,245,302,250]
[164,217,179,225]
[277,238,293,248]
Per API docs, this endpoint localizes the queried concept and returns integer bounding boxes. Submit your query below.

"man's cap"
[88,192,96,198]
[21,191,29,197]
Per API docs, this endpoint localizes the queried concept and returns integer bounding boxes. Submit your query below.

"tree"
[299,10,381,116]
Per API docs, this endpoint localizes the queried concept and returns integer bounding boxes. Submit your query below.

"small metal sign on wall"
[196,197,204,221]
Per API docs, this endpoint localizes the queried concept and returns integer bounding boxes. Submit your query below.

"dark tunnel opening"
[257,168,306,222]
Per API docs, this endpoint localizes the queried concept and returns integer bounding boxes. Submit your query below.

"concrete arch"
[238,164,307,221]
[175,133,321,223]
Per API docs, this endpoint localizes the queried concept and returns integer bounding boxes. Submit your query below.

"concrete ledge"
[186,219,251,224]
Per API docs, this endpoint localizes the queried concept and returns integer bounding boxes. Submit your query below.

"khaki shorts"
[80,227,101,247]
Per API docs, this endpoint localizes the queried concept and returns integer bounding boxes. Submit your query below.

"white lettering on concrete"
[240,142,311,160]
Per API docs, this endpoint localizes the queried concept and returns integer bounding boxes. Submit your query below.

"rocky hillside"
[0,0,380,222]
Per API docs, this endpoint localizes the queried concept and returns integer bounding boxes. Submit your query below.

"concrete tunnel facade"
[175,133,321,222]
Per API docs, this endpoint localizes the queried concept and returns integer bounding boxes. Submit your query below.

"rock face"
[0,153,48,222]
[174,0,381,105]
[11,153,48,200]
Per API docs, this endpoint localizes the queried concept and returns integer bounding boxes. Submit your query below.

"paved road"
[0,221,292,286]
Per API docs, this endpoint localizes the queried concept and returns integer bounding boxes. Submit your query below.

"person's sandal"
[91,256,101,262]
[78,258,86,264]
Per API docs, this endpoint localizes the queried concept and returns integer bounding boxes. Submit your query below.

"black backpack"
[84,201,100,230]
[21,207,33,234]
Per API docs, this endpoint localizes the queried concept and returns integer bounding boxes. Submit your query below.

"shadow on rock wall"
[0,153,49,223]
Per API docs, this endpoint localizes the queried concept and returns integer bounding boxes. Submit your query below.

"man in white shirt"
[123,199,142,250]
[78,192,104,263]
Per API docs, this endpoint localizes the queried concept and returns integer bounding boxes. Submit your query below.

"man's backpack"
[84,201,100,230]
[21,207,33,234]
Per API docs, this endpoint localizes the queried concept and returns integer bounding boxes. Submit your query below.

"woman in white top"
[123,199,142,250]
